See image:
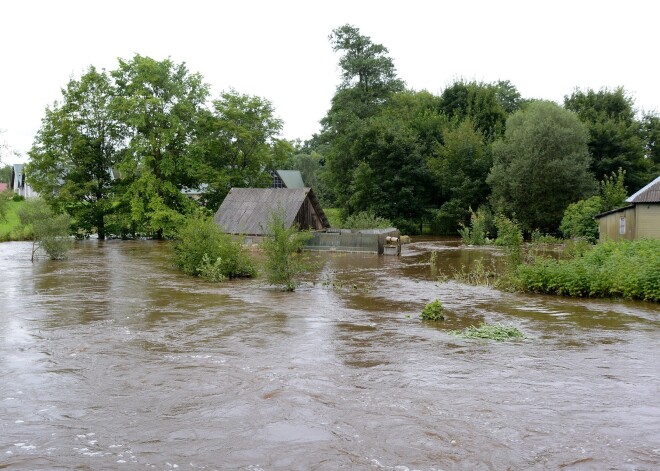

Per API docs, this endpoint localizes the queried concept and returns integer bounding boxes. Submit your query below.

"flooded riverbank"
[1,239,659,470]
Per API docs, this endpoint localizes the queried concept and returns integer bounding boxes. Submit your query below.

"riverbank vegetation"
[20,24,658,240]
[172,214,256,281]
[513,239,660,302]
[420,299,445,321]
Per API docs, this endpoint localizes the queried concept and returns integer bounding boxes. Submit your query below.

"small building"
[595,175,660,241]
[214,187,329,236]
[271,170,305,189]
[10,164,38,199]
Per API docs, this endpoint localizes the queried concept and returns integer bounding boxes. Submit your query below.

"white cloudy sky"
[1,0,658,163]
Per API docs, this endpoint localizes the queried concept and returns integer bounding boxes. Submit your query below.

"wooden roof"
[214,187,329,236]
[627,175,660,204]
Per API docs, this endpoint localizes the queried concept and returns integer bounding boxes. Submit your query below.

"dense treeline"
[28,26,660,238]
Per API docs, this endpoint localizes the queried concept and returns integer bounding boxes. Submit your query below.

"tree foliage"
[17,198,72,261]
[29,67,120,239]
[488,101,597,233]
[564,87,651,191]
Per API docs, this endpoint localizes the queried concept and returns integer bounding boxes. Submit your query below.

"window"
[619,217,626,235]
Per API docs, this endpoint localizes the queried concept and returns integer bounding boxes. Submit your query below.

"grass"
[0,200,31,241]
[447,323,525,341]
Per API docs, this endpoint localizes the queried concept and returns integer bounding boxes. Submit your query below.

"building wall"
[598,207,636,241]
[636,204,660,239]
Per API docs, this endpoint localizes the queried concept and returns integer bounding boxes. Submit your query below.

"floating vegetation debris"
[420,299,445,321]
[447,323,525,341]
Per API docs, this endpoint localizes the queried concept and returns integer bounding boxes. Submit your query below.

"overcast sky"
[1,0,658,164]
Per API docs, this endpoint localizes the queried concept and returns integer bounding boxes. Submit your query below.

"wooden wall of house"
[636,204,660,239]
[294,198,325,231]
[598,207,636,242]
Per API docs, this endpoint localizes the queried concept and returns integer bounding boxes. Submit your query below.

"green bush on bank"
[173,214,256,281]
[514,239,660,302]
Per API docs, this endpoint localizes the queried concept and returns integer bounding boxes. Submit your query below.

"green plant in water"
[420,299,445,321]
[197,254,227,282]
[447,323,525,341]
[262,209,312,291]
[458,207,488,245]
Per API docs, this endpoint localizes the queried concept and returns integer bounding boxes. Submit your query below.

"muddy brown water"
[1,239,659,470]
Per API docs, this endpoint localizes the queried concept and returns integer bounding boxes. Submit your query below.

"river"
[1,239,658,470]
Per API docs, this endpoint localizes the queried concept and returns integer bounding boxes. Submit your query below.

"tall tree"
[564,87,651,191]
[111,55,210,237]
[488,101,597,233]
[197,90,285,209]
[321,25,405,212]
[28,67,120,239]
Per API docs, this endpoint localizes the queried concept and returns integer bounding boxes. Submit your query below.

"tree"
[321,25,405,213]
[641,112,660,172]
[262,210,311,291]
[564,87,651,191]
[28,67,121,239]
[439,80,511,142]
[428,119,491,232]
[488,101,597,233]
[197,90,285,209]
[111,55,209,237]
[0,164,11,185]
[17,198,72,261]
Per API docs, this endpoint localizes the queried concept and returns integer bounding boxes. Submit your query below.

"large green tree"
[488,101,597,233]
[111,55,209,237]
[320,25,405,212]
[564,87,651,191]
[28,67,121,239]
[197,90,285,209]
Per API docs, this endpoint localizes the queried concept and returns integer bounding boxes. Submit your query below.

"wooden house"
[214,187,329,236]
[595,175,660,241]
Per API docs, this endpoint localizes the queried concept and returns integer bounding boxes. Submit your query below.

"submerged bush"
[173,214,256,281]
[343,210,392,230]
[420,299,445,321]
[448,323,525,341]
[262,210,312,291]
[458,207,489,245]
[514,239,660,302]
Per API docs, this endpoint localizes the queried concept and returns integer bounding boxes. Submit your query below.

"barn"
[214,187,329,236]
[595,175,660,241]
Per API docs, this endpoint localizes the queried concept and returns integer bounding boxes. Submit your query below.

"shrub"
[262,210,312,291]
[493,214,523,247]
[420,299,445,321]
[343,210,393,230]
[513,239,660,302]
[172,213,256,281]
[458,207,489,245]
[560,196,602,242]
[17,198,73,261]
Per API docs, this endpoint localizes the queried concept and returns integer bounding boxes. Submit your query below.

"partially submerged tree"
[17,198,72,261]
[28,67,120,239]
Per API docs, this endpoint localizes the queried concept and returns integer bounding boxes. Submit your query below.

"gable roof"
[214,187,329,235]
[274,170,305,188]
[627,175,660,204]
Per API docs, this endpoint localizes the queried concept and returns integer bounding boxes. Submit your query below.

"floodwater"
[1,239,659,470]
